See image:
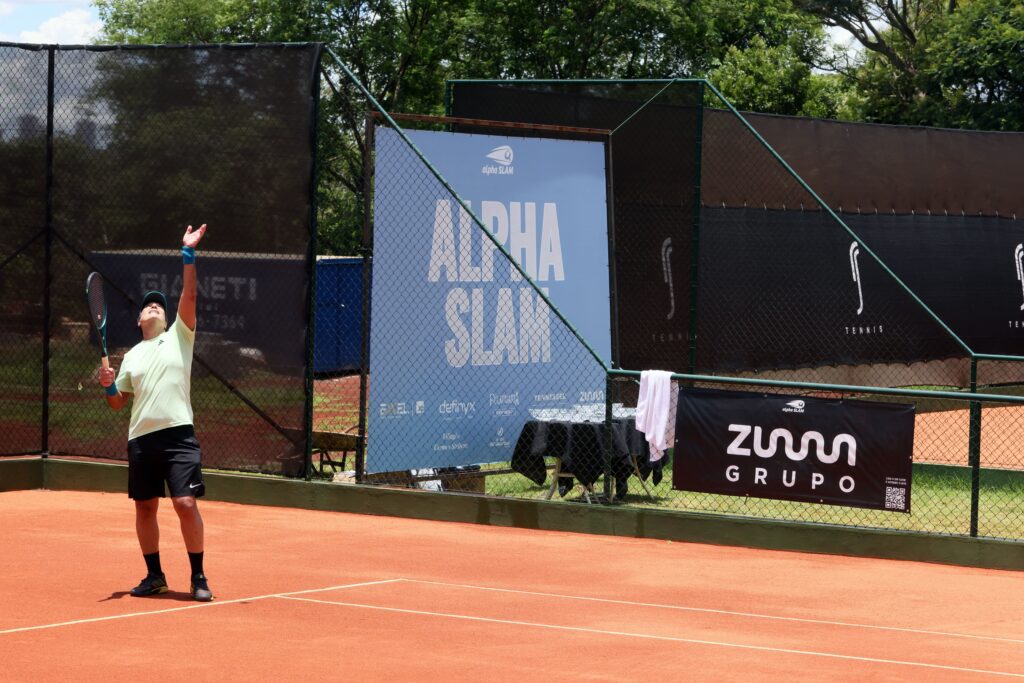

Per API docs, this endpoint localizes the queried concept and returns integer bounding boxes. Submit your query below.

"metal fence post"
[603,134,618,503]
[969,357,982,536]
[355,110,375,483]
[605,136,619,369]
[302,46,323,481]
[603,374,614,502]
[40,46,55,458]
[687,81,704,377]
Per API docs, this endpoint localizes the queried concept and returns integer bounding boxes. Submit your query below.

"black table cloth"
[511,417,665,495]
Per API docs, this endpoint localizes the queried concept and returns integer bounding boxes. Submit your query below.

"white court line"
[405,579,1024,646]
[0,578,403,636]
[279,595,1024,679]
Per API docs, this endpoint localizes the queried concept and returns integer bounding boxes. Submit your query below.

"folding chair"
[543,457,594,503]
[630,453,656,501]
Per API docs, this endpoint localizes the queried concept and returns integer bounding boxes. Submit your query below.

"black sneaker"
[130,572,168,597]
[190,573,213,602]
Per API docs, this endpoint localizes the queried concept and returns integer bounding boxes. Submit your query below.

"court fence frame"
[2,44,1023,559]
[324,64,1024,545]
[0,41,320,474]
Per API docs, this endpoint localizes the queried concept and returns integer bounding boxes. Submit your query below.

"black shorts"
[127,425,205,500]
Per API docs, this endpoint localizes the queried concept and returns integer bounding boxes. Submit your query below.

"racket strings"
[86,273,106,327]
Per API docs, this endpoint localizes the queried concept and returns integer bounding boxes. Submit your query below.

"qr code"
[885,486,907,510]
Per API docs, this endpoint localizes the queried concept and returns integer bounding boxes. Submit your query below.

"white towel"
[635,370,677,462]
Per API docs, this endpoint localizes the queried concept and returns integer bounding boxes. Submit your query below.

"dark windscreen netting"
[606,85,700,372]
[450,81,702,371]
[737,111,1024,217]
[0,45,48,456]
[701,108,1024,382]
[841,213,1024,359]
[1,43,320,473]
[696,105,968,380]
[451,82,973,386]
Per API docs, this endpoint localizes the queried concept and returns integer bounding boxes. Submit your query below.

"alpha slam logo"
[482,145,514,176]
[782,400,805,414]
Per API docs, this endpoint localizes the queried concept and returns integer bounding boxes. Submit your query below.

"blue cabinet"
[314,257,364,374]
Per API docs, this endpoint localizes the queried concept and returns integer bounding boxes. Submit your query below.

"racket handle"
[101,355,110,370]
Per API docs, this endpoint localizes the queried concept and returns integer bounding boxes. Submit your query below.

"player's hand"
[183,223,207,249]
[98,366,116,388]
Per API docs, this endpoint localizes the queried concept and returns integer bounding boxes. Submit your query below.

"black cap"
[141,290,167,311]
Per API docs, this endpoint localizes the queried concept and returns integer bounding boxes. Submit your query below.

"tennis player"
[97,224,213,602]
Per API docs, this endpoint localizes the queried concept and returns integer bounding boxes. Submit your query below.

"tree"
[794,0,949,125]
[926,0,1024,130]
[450,0,830,80]
[793,0,947,76]
[449,0,704,79]
[96,0,240,43]
[794,0,1024,131]
[709,36,851,118]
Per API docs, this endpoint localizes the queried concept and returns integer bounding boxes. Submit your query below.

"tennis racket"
[85,271,110,370]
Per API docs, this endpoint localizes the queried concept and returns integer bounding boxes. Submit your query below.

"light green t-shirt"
[115,315,196,441]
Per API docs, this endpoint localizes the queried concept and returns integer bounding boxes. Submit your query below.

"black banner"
[673,387,914,512]
[90,251,307,371]
[845,213,1024,356]
[695,208,967,372]
[695,209,1024,373]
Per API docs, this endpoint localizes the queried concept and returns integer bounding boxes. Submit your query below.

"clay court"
[2,489,1022,680]
[915,404,1024,469]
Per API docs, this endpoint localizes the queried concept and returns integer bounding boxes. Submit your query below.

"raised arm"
[178,224,207,331]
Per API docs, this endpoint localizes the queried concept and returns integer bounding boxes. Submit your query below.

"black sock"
[144,552,162,576]
[188,551,205,577]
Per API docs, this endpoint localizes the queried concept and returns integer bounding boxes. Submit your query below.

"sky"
[0,0,102,44]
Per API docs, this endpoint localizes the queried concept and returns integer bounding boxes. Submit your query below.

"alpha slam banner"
[369,127,610,471]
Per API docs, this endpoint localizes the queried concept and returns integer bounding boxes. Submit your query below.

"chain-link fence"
[4,46,1022,545]
[0,45,47,457]
[305,74,1019,541]
[0,42,320,474]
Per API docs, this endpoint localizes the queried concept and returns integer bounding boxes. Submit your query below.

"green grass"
[480,458,1024,541]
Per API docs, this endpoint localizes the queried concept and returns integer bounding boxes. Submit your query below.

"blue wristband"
[105,383,119,396]
[182,246,196,264]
